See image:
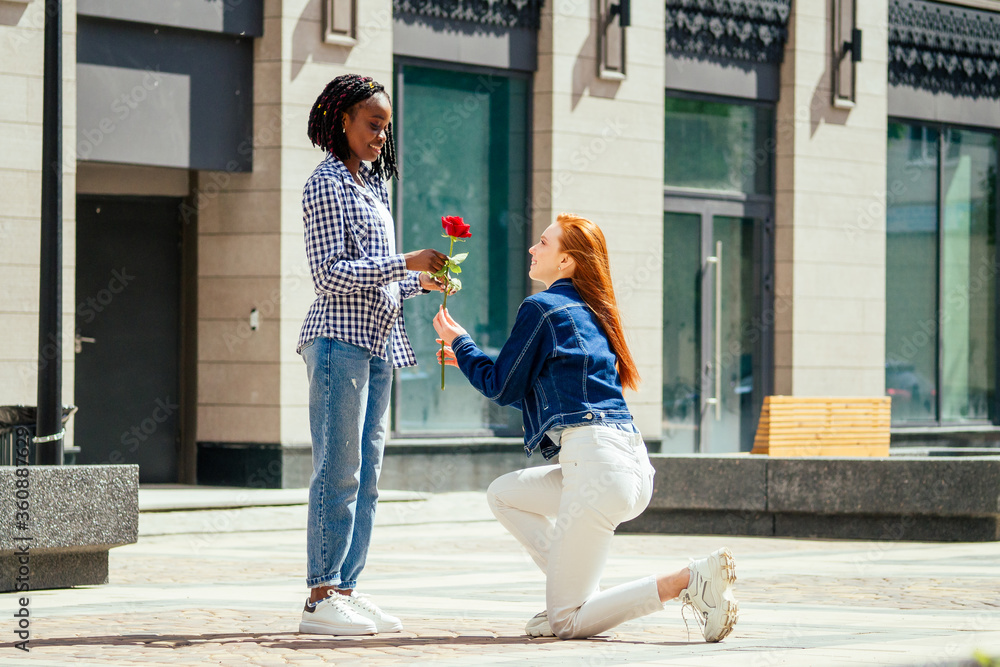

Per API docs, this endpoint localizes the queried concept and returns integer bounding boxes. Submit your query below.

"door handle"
[75,333,96,354]
[705,240,722,421]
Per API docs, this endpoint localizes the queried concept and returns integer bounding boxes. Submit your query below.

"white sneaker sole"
[298,619,377,636]
[526,623,555,637]
[704,548,738,642]
[372,619,403,633]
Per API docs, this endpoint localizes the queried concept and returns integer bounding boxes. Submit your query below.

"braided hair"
[307,74,398,180]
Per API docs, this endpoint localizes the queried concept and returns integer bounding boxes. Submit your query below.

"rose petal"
[441,215,469,239]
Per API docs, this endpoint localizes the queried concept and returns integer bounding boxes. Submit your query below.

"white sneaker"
[678,547,739,642]
[525,611,555,637]
[299,595,377,636]
[340,592,403,633]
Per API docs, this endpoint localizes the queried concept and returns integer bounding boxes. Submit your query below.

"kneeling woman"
[432,213,739,641]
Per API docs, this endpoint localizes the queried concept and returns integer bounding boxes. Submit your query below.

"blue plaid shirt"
[297,154,424,367]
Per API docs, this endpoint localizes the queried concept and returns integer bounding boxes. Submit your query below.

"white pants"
[487,424,663,639]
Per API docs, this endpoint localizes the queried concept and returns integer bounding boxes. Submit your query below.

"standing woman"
[297,74,447,636]
[433,214,739,641]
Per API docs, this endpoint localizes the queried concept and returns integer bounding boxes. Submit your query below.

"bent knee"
[486,472,517,513]
[548,611,583,640]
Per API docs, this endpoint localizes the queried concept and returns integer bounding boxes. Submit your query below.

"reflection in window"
[664,95,774,195]
[941,128,996,422]
[662,212,700,452]
[394,64,529,436]
[886,121,997,424]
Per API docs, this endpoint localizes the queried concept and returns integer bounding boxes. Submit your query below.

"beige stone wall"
[194,0,283,444]
[196,0,394,446]
[280,0,395,447]
[534,0,666,437]
[773,0,888,397]
[0,0,77,445]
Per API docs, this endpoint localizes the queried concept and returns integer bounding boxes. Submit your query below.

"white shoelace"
[346,593,385,618]
[679,595,706,642]
[679,561,707,642]
[308,594,359,620]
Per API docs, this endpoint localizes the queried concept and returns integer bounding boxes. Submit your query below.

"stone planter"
[620,455,1000,542]
[0,465,138,591]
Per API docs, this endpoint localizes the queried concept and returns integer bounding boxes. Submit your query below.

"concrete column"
[0,0,77,446]
[195,0,395,452]
[533,0,666,437]
[277,0,394,449]
[195,0,285,446]
[773,0,888,397]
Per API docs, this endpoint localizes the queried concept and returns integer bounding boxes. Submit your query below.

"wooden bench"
[750,396,891,457]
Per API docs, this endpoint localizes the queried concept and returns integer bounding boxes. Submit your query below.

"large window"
[393,62,529,436]
[664,95,774,194]
[886,121,998,425]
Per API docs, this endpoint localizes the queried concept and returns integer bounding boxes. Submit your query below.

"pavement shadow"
[1,632,699,650]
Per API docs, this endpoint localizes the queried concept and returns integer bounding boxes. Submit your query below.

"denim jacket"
[450,278,633,459]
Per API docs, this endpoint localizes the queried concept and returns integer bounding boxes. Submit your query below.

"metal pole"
[36,0,63,465]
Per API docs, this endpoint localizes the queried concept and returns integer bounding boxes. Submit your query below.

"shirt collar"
[325,153,376,187]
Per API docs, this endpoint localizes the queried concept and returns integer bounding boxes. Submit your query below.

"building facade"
[1,0,998,486]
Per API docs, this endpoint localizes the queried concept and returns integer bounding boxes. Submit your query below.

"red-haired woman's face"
[529,223,574,287]
[342,93,391,164]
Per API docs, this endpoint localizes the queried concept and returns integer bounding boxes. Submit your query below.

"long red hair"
[555,214,640,391]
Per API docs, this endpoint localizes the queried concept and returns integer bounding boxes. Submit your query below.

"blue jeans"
[302,336,393,589]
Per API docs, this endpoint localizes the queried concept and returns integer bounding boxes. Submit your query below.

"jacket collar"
[548,278,576,291]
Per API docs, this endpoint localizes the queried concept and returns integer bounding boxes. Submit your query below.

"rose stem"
[441,235,455,390]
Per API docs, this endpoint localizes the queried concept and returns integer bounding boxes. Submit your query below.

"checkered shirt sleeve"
[302,176,407,295]
[297,157,425,367]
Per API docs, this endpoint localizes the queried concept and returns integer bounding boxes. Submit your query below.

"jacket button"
[585,413,593,420]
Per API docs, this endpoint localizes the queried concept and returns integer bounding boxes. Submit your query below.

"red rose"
[441,215,471,238]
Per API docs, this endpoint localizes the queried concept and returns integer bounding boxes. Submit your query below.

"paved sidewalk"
[2,489,999,666]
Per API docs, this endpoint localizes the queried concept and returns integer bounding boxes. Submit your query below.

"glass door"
[662,200,772,453]
[706,215,757,453]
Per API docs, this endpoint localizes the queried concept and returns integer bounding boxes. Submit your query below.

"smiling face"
[528,223,575,287]
[342,93,391,165]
